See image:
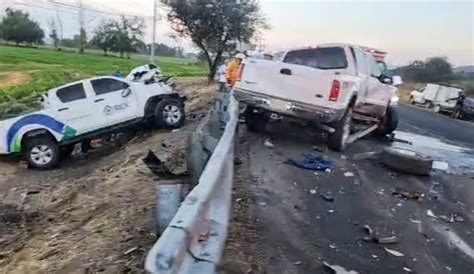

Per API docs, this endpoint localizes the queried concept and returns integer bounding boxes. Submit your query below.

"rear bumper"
[234,88,345,124]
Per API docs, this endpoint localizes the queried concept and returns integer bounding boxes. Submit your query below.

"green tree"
[1,8,44,45]
[49,19,59,49]
[166,0,268,82]
[110,16,145,58]
[91,20,115,55]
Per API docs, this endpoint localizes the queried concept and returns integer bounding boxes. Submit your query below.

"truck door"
[353,47,370,100]
[89,77,139,127]
[365,55,390,109]
[53,82,99,134]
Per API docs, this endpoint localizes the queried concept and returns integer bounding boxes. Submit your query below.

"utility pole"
[150,0,157,64]
[56,8,63,49]
[78,0,85,53]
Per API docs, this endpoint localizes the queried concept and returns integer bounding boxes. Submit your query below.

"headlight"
[391,95,400,104]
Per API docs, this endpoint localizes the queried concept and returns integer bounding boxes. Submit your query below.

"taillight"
[237,64,245,81]
[329,80,340,102]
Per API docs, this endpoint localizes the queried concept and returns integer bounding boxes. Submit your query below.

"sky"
[1,0,473,67]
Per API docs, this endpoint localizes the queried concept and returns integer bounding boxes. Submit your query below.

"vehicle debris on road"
[362,224,399,244]
[343,171,354,177]
[384,247,404,257]
[321,193,335,202]
[392,188,424,200]
[323,261,359,274]
[285,153,334,171]
[264,138,275,148]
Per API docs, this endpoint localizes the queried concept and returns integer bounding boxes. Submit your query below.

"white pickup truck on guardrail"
[234,43,402,151]
[0,73,185,169]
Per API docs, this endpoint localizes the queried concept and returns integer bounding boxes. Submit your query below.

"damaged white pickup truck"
[234,43,402,151]
[0,69,185,169]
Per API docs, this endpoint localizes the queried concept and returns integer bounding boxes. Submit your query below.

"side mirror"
[392,76,403,87]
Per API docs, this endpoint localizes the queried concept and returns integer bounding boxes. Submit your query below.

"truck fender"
[143,94,185,118]
[5,114,75,153]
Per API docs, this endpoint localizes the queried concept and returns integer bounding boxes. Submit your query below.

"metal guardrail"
[145,92,239,273]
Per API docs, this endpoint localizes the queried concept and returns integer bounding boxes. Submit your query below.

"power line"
[47,0,153,18]
[12,1,80,16]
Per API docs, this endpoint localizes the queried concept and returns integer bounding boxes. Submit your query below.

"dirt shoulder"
[0,80,216,273]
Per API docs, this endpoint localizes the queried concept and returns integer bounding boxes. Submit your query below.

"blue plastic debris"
[285,153,334,171]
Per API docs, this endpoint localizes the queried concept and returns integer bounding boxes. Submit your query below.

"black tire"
[154,98,185,129]
[375,106,399,136]
[409,96,415,105]
[245,108,268,132]
[24,136,60,169]
[382,147,432,175]
[327,109,352,152]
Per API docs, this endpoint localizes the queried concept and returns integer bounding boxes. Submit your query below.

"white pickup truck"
[0,74,185,169]
[234,43,401,151]
[409,84,462,113]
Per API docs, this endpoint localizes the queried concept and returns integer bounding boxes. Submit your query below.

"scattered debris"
[426,210,437,219]
[384,247,404,257]
[323,261,359,274]
[258,202,267,207]
[309,189,317,195]
[325,168,332,173]
[285,153,334,171]
[160,142,172,152]
[439,213,464,223]
[123,246,139,255]
[235,198,243,203]
[409,218,422,224]
[264,138,275,148]
[340,155,348,160]
[402,267,413,272]
[329,244,337,249]
[362,225,399,244]
[321,193,335,202]
[343,171,354,177]
[327,209,335,214]
[293,261,302,266]
[352,151,380,161]
[378,236,399,244]
[171,129,180,132]
[432,161,449,171]
[371,254,378,259]
[312,146,327,153]
[392,188,424,200]
[445,266,452,272]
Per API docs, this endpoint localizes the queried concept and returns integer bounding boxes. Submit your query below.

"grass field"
[0,45,207,117]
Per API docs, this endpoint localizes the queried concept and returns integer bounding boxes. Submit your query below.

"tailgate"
[236,59,345,109]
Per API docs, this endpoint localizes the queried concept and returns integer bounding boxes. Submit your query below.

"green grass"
[0,44,207,118]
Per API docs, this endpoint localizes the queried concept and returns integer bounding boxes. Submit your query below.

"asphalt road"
[224,104,474,274]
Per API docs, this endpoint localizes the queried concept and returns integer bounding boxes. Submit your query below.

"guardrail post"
[155,180,188,233]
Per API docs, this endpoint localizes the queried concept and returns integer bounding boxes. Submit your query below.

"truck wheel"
[409,97,415,105]
[246,108,268,132]
[375,106,399,136]
[154,98,185,129]
[327,109,352,152]
[382,147,432,175]
[24,136,60,169]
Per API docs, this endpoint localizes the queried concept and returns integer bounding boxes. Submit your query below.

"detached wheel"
[245,107,268,132]
[375,106,399,136]
[24,136,60,169]
[154,98,185,129]
[382,147,433,175]
[327,108,352,152]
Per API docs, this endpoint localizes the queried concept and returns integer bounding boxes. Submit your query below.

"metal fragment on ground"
[427,210,437,219]
[384,247,404,257]
[323,261,359,274]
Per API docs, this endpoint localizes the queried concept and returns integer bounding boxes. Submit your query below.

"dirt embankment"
[0,79,216,273]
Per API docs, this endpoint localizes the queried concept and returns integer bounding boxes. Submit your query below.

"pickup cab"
[0,75,185,169]
[234,43,401,151]
[409,84,462,113]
